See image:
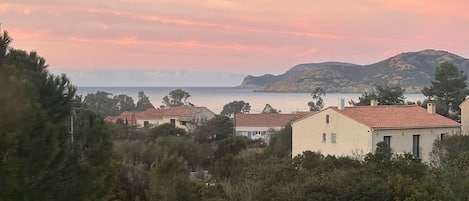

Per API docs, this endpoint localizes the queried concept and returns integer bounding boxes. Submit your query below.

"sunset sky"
[2,0,469,86]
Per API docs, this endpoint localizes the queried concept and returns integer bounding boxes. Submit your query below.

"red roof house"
[105,106,216,131]
[292,103,460,162]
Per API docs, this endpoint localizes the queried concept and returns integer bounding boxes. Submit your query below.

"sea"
[77,87,426,114]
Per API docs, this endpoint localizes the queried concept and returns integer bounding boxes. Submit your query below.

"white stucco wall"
[136,119,160,128]
[236,126,282,141]
[371,127,459,162]
[292,108,371,158]
[461,100,469,134]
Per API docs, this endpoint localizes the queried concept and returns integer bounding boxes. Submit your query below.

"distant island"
[239,49,469,93]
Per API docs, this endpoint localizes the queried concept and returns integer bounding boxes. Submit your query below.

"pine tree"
[422,62,469,119]
[0,31,115,201]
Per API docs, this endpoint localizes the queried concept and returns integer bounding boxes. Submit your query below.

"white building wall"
[461,100,469,134]
[292,108,371,158]
[372,127,459,163]
[136,119,160,128]
[236,126,283,141]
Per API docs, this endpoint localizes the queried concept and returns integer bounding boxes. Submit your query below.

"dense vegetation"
[3,30,469,201]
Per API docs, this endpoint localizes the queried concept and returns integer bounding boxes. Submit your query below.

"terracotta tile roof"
[330,105,460,129]
[105,111,138,126]
[105,106,214,125]
[236,113,311,127]
[137,109,163,119]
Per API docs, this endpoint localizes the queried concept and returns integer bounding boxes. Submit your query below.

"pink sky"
[2,0,469,82]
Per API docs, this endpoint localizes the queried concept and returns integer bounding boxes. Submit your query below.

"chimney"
[338,98,345,110]
[370,99,378,106]
[427,102,436,114]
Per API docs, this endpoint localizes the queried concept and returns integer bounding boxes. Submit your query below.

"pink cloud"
[375,0,469,18]
[3,0,469,76]
[8,28,51,40]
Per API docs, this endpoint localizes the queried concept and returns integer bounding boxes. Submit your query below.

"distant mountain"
[239,50,469,93]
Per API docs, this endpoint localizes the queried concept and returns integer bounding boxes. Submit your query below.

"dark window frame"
[383,136,391,147]
[413,135,420,158]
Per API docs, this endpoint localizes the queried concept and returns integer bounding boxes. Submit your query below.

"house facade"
[235,113,309,142]
[460,98,469,134]
[105,106,216,131]
[292,103,460,162]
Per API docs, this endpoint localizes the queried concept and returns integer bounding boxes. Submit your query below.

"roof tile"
[330,105,459,129]
[236,113,311,127]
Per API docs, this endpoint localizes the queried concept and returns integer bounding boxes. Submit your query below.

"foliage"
[422,62,469,119]
[261,104,279,113]
[147,153,194,201]
[83,91,154,117]
[220,100,251,117]
[114,93,136,112]
[350,91,378,106]
[213,136,248,160]
[212,136,249,180]
[162,88,191,108]
[308,87,325,111]
[192,115,233,144]
[351,79,405,106]
[0,31,114,200]
[83,91,137,117]
[136,91,155,111]
[149,123,187,139]
[265,124,292,158]
[431,134,469,166]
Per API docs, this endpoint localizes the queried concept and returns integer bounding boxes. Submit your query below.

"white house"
[235,112,310,142]
[292,102,460,162]
[105,106,216,132]
[460,98,469,134]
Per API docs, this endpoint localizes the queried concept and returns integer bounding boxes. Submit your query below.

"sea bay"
[77,87,426,114]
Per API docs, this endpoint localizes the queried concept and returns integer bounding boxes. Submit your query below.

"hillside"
[239,50,469,93]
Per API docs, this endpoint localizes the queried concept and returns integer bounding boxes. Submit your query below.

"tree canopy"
[192,115,233,144]
[308,87,325,111]
[83,91,154,117]
[136,91,155,111]
[351,79,406,106]
[422,62,469,119]
[261,104,279,113]
[0,31,114,200]
[162,88,191,107]
[220,100,251,117]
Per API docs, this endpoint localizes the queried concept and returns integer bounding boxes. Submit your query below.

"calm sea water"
[77,87,426,114]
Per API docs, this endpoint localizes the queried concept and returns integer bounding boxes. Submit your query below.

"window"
[413,135,420,158]
[440,133,447,141]
[170,119,176,124]
[383,136,391,147]
[322,133,326,143]
[144,121,149,128]
[181,121,187,126]
[331,133,336,143]
[326,115,330,124]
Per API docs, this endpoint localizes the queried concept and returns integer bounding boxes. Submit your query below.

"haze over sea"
[77,87,426,114]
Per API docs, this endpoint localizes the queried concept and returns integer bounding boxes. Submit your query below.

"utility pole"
[70,109,76,145]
